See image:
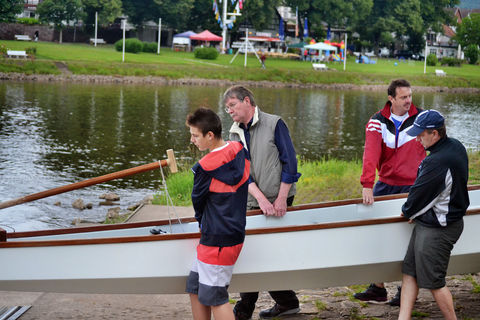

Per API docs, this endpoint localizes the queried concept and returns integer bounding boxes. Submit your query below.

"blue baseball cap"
[406,110,445,137]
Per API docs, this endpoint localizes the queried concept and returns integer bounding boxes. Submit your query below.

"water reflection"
[0,81,478,230]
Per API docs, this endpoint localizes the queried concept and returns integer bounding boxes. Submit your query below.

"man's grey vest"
[229,108,296,209]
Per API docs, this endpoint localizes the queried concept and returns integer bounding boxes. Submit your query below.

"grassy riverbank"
[1,40,480,88]
[153,151,480,207]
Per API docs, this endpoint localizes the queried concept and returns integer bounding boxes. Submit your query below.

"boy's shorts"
[402,219,463,289]
[186,243,243,306]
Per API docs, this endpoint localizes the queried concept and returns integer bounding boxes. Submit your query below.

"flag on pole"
[303,17,309,38]
[279,17,285,41]
[295,7,298,37]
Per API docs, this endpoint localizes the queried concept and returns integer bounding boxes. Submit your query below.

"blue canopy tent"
[304,42,338,62]
[172,31,197,51]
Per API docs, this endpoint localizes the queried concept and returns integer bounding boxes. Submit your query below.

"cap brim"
[406,125,425,137]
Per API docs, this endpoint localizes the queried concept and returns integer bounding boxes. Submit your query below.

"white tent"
[304,42,337,52]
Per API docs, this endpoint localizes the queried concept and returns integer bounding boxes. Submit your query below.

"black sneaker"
[259,304,300,319]
[388,286,401,306]
[353,284,388,303]
[233,306,252,320]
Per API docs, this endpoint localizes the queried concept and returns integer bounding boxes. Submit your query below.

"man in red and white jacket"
[355,79,426,306]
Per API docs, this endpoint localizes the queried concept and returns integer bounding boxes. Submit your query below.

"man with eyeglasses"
[223,85,301,320]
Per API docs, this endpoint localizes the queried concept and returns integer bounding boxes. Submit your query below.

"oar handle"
[0,149,178,210]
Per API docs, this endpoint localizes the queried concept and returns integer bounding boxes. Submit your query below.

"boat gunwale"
[5,192,411,239]
[2,209,479,248]
[1,185,479,248]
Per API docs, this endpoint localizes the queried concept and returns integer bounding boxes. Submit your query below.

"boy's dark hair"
[222,85,256,107]
[186,107,222,139]
[388,79,411,97]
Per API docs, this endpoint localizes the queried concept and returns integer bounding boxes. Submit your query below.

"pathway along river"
[0,81,479,231]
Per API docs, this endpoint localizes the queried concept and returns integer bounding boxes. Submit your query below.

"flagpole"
[122,19,126,62]
[94,11,98,47]
[157,18,161,54]
[424,39,427,74]
[244,28,248,67]
[221,0,227,53]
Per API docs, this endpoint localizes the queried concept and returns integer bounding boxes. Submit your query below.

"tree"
[122,0,158,27]
[455,13,480,47]
[239,0,280,31]
[355,0,459,53]
[36,0,84,43]
[153,0,194,31]
[122,0,194,30]
[82,0,123,28]
[284,0,372,40]
[464,44,479,64]
[0,0,23,22]
[188,0,223,34]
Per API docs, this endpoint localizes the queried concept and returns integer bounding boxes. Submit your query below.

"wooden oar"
[0,149,178,210]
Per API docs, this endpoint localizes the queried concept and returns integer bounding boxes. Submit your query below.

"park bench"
[435,69,446,77]
[14,35,31,41]
[312,63,328,71]
[90,38,106,45]
[6,50,28,59]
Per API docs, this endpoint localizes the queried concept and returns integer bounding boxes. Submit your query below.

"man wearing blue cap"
[399,110,469,320]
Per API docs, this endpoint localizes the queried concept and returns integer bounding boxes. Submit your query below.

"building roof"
[443,25,456,38]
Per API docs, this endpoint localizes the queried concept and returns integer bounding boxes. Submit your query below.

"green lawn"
[153,151,480,206]
[1,40,480,88]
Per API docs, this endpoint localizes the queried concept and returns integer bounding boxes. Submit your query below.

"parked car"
[378,47,390,57]
[394,50,423,60]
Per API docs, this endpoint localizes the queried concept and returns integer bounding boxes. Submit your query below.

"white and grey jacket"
[402,136,469,227]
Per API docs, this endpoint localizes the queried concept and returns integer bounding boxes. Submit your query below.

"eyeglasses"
[224,99,243,113]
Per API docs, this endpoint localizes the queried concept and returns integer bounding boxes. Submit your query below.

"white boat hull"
[1,188,479,294]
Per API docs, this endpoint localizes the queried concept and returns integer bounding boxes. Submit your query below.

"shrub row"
[114,38,159,54]
[193,47,219,60]
[17,17,39,25]
[427,54,470,67]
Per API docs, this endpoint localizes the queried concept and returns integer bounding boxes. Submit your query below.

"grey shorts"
[402,219,463,289]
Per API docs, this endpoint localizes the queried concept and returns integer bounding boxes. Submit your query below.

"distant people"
[34,31,39,42]
[184,107,250,320]
[223,85,301,320]
[355,79,426,306]
[260,52,266,69]
[399,110,469,320]
[303,48,308,61]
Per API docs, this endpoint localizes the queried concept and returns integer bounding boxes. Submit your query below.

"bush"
[426,54,438,66]
[17,17,39,25]
[440,57,462,67]
[0,44,7,57]
[114,38,143,53]
[25,47,36,57]
[142,42,157,53]
[193,47,219,60]
[464,44,479,65]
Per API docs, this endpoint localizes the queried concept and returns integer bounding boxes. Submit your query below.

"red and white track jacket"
[360,102,426,189]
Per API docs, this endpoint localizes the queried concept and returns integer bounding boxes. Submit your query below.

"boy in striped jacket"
[185,107,250,320]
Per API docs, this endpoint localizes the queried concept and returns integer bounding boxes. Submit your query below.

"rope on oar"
[158,162,184,233]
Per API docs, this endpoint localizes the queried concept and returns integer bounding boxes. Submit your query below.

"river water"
[0,81,479,231]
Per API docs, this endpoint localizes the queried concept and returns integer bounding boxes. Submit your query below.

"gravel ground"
[1,274,479,319]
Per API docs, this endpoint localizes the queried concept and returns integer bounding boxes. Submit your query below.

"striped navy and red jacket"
[191,141,250,247]
[360,102,426,189]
